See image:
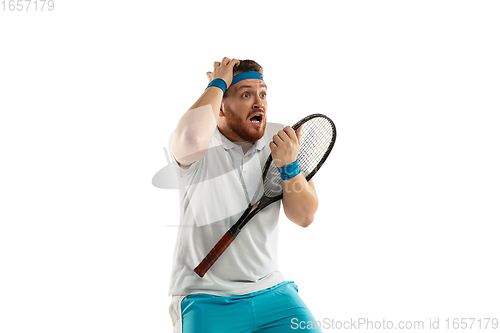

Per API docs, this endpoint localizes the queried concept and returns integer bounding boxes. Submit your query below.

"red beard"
[224,109,266,143]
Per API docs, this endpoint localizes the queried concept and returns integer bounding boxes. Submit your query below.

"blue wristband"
[206,78,227,94]
[277,159,301,180]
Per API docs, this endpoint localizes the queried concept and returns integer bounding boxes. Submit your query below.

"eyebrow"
[237,83,267,90]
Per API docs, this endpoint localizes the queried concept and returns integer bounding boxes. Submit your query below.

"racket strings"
[298,117,334,178]
[263,164,282,197]
[263,116,335,198]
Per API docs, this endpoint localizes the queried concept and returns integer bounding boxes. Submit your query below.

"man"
[168,57,321,332]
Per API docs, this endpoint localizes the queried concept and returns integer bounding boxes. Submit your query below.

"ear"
[219,101,225,117]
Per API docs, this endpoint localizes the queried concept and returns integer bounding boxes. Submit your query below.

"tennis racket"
[194,113,336,278]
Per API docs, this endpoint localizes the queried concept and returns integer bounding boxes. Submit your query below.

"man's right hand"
[206,57,240,87]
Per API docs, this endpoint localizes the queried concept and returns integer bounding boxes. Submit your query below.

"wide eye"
[242,93,249,98]
[260,92,266,98]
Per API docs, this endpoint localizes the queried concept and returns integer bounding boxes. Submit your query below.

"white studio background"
[1,1,499,332]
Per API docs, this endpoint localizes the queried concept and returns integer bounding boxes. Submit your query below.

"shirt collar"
[215,127,266,153]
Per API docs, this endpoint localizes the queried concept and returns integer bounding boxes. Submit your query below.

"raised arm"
[270,126,319,227]
[171,57,240,167]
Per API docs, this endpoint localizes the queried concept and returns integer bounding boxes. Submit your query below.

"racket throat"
[228,201,260,238]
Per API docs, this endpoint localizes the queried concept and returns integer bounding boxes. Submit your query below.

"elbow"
[177,128,208,150]
[287,212,314,228]
[299,216,314,228]
[284,205,317,228]
[174,129,210,156]
[300,202,318,228]
[171,131,210,166]
[283,193,318,228]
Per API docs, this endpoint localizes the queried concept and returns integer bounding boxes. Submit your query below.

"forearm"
[282,175,318,228]
[190,86,224,113]
[172,57,239,166]
[172,87,222,165]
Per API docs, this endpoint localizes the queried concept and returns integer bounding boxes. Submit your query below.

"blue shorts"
[178,281,321,333]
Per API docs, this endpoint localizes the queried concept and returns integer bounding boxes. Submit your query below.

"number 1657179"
[1,0,55,11]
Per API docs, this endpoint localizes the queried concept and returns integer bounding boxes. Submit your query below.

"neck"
[218,124,254,143]
[234,142,253,154]
[218,127,255,154]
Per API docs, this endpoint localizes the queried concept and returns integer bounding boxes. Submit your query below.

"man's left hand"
[270,125,302,168]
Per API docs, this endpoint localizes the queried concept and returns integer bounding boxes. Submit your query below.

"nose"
[252,95,264,109]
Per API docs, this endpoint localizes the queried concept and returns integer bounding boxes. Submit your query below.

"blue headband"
[230,71,264,87]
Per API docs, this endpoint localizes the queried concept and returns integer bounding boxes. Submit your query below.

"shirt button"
[243,171,247,176]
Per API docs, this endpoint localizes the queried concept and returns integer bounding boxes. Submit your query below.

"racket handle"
[194,231,235,278]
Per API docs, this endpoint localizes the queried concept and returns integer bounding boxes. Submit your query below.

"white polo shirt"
[168,122,286,297]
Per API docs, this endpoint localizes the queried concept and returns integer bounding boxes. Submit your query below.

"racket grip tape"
[193,231,236,278]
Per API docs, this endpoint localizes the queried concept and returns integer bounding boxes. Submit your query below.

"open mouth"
[249,113,263,124]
